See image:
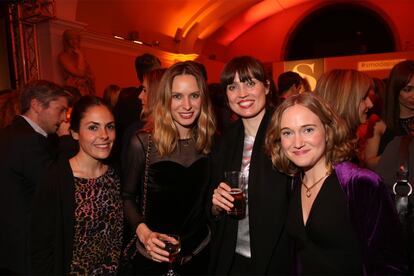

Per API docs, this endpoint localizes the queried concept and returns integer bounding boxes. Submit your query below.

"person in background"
[135,53,161,89]
[59,29,95,96]
[365,60,414,169]
[115,54,163,166]
[138,68,167,122]
[31,96,123,275]
[48,85,82,159]
[315,69,374,164]
[265,92,406,275]
[103,84,121,108]
[0,80,70,274]
[358,77,387,169]
[208,82,236,135]
[277,71,303,100]
[383,60,414,146]
[122,61,215,274]
[209,56,290,275]
[111,87,143,166]
[0,89,20,128]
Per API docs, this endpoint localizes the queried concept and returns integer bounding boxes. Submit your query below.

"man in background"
[0,80,71,274]
[277,71,303,100]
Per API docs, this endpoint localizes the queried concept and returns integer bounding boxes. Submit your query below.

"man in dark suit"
[0,80,71,275]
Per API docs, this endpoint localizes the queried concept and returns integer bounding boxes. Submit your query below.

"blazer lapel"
[248,110,289,272]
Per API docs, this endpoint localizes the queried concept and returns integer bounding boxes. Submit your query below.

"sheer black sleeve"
[122,132,147,231]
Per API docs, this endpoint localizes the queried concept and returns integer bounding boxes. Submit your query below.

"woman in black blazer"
[209,56,290,275]
[31,96,123,275]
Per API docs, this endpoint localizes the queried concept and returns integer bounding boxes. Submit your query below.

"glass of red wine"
[161,234,181,276]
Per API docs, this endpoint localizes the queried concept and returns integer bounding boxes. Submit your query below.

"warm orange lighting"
[114,35,125,40]
[215,0,308,46]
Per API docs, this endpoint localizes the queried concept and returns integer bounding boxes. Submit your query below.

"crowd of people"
[0,52,413,275]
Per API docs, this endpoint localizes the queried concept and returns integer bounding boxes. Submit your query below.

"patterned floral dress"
[69,167,123,275]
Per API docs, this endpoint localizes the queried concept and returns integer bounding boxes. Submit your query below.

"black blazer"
[30,155,75,275]
[0,116,54,274]
[208,110,291,275]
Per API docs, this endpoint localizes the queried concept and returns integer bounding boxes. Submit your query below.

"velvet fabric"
[334,161,407,275]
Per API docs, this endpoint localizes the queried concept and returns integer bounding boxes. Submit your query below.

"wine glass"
[161,234,181,276]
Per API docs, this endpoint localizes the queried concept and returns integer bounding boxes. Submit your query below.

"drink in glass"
[161,234,181,276]
[224,171,247,219]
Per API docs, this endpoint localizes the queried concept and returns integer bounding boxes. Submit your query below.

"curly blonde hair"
[151,61,215,156]
[265,92,354,175]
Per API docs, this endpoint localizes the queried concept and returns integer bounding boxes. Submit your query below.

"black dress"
[287,173,363,275]
[122,132,211,275]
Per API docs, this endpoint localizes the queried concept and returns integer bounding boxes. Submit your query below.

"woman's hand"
[212,182,234,215]
[136,223,172,263]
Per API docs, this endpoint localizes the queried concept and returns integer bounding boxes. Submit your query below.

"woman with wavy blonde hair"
[122,61,215,275]
[266,92,353,176]
[265,92,406,275]
[151,62,215,155]
[315,69,374,135]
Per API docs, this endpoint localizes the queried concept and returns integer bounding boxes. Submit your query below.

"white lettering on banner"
[358,59,406,71]
[293,63,317,91]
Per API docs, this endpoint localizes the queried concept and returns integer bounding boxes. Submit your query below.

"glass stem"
[167,262,174,276]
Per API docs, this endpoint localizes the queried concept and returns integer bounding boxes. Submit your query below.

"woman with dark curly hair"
[265,92,406,275]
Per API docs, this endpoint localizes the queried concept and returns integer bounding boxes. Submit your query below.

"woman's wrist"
[136,223,150,243]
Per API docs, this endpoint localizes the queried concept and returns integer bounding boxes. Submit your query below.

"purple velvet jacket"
[333,161,407,275]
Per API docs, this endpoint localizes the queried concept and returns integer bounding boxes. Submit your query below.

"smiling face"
[280,104,327,171]
[170,74,201,138]
[226,72,268,120]
[71,105,115,161]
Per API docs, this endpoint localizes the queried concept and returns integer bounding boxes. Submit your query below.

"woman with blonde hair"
[315,69,374,135]
[122,61,215,274]
[265,92,406,275]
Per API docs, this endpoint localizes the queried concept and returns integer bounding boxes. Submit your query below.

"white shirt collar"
[21,115,48,137]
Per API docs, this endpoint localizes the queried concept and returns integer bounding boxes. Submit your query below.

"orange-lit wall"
[38,0,414,95]
[82,47,138,95]
[224,0,414,62]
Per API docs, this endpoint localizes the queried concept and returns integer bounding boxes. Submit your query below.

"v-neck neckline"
[300,174,332,227]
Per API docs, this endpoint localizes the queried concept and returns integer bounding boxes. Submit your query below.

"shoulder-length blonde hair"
[265,92,354,175]
[314,69,373,134]
[151,61,215,156]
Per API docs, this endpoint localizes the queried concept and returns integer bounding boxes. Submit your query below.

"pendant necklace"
[302,170,331,198]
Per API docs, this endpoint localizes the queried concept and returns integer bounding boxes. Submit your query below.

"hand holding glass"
[224,171,247,219]
[160,234,181,276]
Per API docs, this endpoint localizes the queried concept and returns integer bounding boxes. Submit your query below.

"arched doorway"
[285,3,395,61]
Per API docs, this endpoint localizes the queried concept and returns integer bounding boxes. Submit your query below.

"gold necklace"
[302,170,331,198]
